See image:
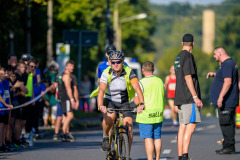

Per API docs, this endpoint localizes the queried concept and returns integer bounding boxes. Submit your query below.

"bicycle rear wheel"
[117,133,130,160]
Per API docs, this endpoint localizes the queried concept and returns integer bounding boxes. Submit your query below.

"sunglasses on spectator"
[29,65,36,69]
[111,61,122,65]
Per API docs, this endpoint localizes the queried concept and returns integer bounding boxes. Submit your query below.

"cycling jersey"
[100,68,136,103]
[91,65,137,103]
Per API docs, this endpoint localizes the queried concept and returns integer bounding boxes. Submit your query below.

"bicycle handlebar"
[107,108,137,113]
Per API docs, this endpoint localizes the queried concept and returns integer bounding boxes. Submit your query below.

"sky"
[149,0,225,6]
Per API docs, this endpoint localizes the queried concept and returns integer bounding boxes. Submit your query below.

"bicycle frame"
[107,109,132,160]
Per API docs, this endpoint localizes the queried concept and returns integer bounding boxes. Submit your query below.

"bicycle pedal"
[106,154,114,160]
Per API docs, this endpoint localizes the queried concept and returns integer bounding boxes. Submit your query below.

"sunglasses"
[29,65,36,69]
[111,61,122,65]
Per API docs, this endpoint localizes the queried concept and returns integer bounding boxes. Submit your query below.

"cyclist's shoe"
[67,133,75,142]
[101,137,110,152]
[53,134,59,141]
[62,134,70,142]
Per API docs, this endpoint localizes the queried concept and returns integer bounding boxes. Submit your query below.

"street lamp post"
[113,0,147,51]
[114,0,128,51]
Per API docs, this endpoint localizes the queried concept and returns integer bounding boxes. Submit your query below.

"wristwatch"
[140,103,144,105]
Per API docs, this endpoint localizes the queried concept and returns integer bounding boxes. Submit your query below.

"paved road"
[1,117,240,160]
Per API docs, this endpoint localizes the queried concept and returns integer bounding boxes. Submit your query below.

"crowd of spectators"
[0,54,67,151]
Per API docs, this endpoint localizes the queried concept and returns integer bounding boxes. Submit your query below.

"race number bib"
[168,83,176,90]
[3,90,10,101]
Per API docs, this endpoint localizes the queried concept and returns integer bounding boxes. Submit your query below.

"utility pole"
[106,0,110,46]
[26,0,31,54]
[47,0,53,64]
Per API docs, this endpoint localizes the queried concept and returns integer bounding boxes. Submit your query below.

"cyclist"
[93,50,144,153]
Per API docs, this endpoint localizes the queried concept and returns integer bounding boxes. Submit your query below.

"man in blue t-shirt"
[97,45,128,84]
[207,47,239,155]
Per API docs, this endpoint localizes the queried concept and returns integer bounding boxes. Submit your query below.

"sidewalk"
[38,115,102,138]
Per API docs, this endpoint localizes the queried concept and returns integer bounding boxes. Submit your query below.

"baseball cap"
[182,33,194,42]
[105,45,116,54]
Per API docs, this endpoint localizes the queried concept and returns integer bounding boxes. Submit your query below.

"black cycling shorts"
[103,98,132,118]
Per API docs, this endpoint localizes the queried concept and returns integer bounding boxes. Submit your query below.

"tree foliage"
[148,0,240,107]
[216,6,240,69]
[0,0,157,79]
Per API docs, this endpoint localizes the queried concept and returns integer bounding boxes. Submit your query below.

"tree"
[0,0,157,79]
[53,0,157,77]
[216,6,240,69]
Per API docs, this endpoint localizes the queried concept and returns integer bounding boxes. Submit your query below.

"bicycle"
[106,108,136,160]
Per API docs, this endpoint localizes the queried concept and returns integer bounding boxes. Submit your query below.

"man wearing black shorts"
[58,60,79,142]
[13,60,29,148]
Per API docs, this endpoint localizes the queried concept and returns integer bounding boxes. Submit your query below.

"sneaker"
[20,137,29,148]
[53,134,59,141]
[59,133,64,138]
[67,133,75,142]
[6,143,17,151]
[4,144,12,152]
[215,148,223,154]
[0,145,8,152]
[218,148,235,155]
[101,137,110,152]
[43,125,50,128]
[62,134,70,142]
[13,140,22,148]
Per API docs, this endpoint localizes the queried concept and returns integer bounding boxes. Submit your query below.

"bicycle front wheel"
[117,133,130,160]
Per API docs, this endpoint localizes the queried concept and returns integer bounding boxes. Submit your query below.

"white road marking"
[170,139,177,143]
[195,127,203,131]
[207,125,216,129]
[160,158,167,160]
[162,149,171,154]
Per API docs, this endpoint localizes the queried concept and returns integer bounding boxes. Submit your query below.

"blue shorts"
[139,122,162,139]
[56,101,63,117]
